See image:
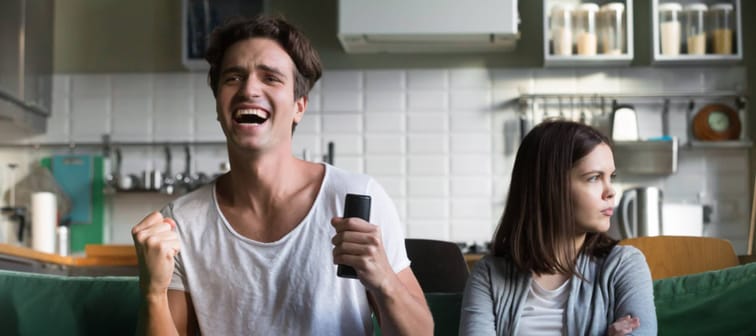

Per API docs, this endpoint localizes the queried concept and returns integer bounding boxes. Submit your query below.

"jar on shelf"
[598,2,625,55]
[709,3,735,54]
[574,3,599,56]
[550,3,574,56]
[683,3,708,55]
[658,2,683,56]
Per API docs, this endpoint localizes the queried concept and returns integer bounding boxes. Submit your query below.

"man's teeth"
[235,109,269,119]
[234,108,269,124]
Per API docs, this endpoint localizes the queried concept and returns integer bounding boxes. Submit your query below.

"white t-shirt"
[516,279,571,335]
[165,164,410,335]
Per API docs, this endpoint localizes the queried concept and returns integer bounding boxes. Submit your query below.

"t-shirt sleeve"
[367,178,411,274]
[161,204,187,292]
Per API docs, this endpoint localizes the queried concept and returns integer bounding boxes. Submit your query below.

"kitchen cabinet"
[0,0,53,133]
[543,0,634,66]
[651,0,742,64]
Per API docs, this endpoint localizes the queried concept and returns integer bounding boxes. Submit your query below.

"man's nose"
[238,76,262,98]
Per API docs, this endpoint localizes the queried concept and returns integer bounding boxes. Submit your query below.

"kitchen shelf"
[685,140,752,148]
[543,0,634,67]
[651,0,742,64]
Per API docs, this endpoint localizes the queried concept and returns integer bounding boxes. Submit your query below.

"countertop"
[0,243,137,276]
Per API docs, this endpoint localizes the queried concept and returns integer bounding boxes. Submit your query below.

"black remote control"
[337,193,371,279]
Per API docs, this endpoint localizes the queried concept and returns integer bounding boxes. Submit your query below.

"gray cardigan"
[459,245,657,335]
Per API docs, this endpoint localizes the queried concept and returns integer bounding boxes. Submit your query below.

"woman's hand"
[607,315,640,336]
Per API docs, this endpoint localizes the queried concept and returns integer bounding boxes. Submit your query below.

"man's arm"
[133,211,197,336]
[367,267,433,336]
[332,217,433,335]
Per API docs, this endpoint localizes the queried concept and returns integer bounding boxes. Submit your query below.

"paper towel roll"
[31,192,57,253]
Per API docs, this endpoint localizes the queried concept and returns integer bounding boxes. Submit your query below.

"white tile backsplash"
[322,71,363,90]
[6,67,748,249]
[365,91,405,112]
[407,114,449,133]
[408,70,448,90]
[365,70,406,90]
[365,114,405,133]
[365,156,405,176]
[365,135,405,154]
[408,134,448,154]
[321,114,363,133]
[407,91,448,112]
[322,91,362,112]
[70,96,111,141]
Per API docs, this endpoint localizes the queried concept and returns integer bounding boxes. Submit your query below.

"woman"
[460,120,656,335]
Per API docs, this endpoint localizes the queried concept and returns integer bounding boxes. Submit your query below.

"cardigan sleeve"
[611,246,658,336]
[459,257,498,336]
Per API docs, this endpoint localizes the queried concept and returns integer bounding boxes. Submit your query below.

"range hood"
[338,0,519,53]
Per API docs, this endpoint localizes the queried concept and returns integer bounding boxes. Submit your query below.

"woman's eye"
[587,175,599,182]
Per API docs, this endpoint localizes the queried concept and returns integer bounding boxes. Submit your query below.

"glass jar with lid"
[598,2,625,55]
[658,2,683,56]
[683,3,708,55]
[574,3,599,56]
[550,3,574,55]
[709,3,734,54]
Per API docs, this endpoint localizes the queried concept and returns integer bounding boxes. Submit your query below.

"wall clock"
[692,103,741,141]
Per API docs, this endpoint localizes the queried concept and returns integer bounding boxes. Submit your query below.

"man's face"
[215,37,306,153]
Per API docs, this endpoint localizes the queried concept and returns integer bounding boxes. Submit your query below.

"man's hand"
[331,217,397,293]
[607,315,640,336]
[132,211,181,297]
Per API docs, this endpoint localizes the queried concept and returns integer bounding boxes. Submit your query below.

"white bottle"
[57,225,69,256]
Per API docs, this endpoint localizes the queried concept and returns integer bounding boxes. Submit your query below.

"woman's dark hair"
[491,119,618,276]
[204,15,322,100]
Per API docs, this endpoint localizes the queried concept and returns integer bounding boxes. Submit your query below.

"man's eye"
[610,173,617,182]
[224,75,241,83]
[265,75,280,83]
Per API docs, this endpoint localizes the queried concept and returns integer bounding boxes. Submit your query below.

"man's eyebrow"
[220,66,247,76]
[257,64,286,78]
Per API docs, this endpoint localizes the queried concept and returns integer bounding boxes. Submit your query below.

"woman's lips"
[601,208,614,216]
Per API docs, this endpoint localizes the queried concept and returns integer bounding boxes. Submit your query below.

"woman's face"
[570,143,616,233]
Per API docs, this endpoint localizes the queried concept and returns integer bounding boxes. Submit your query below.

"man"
[131,15,433,335]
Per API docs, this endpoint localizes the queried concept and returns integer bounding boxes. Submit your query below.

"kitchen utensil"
[616,186,663,239]
[610,100,639,141]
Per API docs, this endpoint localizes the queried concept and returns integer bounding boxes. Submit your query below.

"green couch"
[2,262,756,335]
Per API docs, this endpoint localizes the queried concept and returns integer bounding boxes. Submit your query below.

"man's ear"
[293,95,308,124]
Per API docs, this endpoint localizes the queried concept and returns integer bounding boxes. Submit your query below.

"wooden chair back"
[619,236,740,280]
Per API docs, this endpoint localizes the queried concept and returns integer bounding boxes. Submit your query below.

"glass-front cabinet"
[651,0,742,64]
[543,0,634,66]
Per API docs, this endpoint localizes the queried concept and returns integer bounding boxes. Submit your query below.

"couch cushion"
[0,270,139,335]
[653,262,756,336]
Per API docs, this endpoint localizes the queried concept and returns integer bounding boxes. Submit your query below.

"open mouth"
[234,108,269,125]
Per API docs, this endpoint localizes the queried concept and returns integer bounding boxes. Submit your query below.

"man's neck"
[222,147,304,210]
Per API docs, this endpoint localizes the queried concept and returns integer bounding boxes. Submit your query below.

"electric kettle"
[616,186,663,239]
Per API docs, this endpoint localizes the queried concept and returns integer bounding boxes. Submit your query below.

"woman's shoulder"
[599,244,649,269]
